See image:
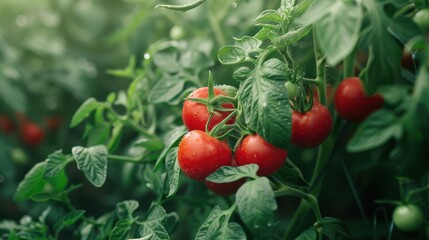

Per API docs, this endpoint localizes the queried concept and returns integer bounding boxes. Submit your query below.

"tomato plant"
[235,134,287,176]
[393,204,425,232]
[0,115,14,134]
[1,0,429,239]
[334,77,384,122]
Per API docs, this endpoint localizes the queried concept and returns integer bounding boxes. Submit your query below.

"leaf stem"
[155,0,206,12]
[275,186,322,221]
[107,105,156,139]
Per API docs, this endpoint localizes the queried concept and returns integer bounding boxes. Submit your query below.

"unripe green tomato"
[11,148,28,165]
[285,81,299,98]
[414,9,429,31]
[170,26,184,40]
[393,204,425,232]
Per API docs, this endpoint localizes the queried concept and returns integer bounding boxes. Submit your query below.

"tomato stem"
[274,185,322,221]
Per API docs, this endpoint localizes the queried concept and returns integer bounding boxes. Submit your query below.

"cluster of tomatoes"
[177,76,384,195]
[0,113,62,148]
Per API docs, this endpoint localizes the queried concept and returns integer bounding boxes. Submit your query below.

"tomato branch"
[275,185,322,221]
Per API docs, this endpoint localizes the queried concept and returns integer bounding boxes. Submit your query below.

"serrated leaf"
[272,26,311,49]
[238,59,291,148]
[234,36,263,52]
[87,122,111,146]
[271,159,310,190]
[147,205,166,222]
[139,222,169,240]
[152,50,180,74]
[148,75,185,104]
[205,164,258,183]
[316,217,351,239]
[154,126,187,170]
[347,110,402,152]
[233,67,252,82]
[218,46,246,65]
[110,219,132,240]
[44,150,69,178]
[70,98,102,128]
[116,200,139,220]
[224,222,246,240]
[259,58,290,81]
[14,162,47,201]
[72,145,108,187]
[194,206,233,240]
[165,147,181,198]
[254,9,282,24]
[236,177,277,237]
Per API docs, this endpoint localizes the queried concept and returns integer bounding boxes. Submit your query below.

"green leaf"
[14,162,47,201]
[44,150,69,178]
[295,0,334,25]
[70,98,102,128]
[62,210,86,227]
[218,46,246,65]
[259,58,291,81]
[347,110,402,152]
[110,219,133,240]
[360,0,402,93]
[272,26,311,49]
[139,206,169,240]
[154,126,187,170]
[315,1,363,66]
[238,59,292,148]
[107,121,124,152]
[315,217,351,239]
[180,49,214,69]
[165,147,181,198]
[254,9,282,24]
[139,222,169,240]
[236,177,277,237]
[234,36,263,52]
[116,200,139,220]
[148,75,185,104]
[295,229,317,240]
[87,122,111,146]
[205,164,258,183]
[152,50,181,74]
[72,145,108,187]
[233,67,252,82]
[271,159,310,190]
[195,206,243,240]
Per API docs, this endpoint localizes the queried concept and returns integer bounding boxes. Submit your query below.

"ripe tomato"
[178,130,232,181]
[204,178,245,195]
[393,204,424,232]
[291,103,332,148]
[0,115,14,134]
[44,116,63,131]
[20,122,45,147]
[334,77,384,122]
[235,134,287,176]
[182,87,234,132]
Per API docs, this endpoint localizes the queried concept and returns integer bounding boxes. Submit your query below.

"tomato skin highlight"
[20,122,45,147]
[204,179,245,195]
[182,87,234,132]
[393,204,425,232]
[291,103,332,148]
[235,134,287,176]
[334,77,384,122]
[178,130,233,181]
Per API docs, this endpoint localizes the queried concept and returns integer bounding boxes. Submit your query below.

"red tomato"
[291,103,332,148]
[178,130,232,181]
[334,77,384,122]
[182,87,234,131]
[20,122,45,147]
[204,178,245,195]
[44,116,63,131]
[0,115,14,134]
[235,134,287,176]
